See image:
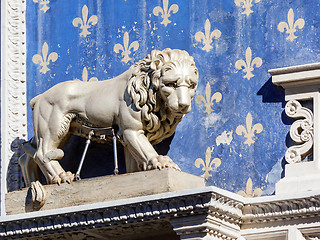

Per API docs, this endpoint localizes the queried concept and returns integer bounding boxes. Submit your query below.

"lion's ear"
[151,60,162,71]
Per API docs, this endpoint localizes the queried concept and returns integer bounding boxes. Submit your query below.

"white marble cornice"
[243,191,320,227]
[0,187,244,239]
[2,187,320,239]
[270,62,320,89]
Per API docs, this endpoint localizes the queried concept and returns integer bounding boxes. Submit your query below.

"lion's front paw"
[50,175,62,185]
[59,171,74,184]
[147,155,181,171]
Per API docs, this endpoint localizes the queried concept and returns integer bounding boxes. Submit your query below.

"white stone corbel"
[270,63,320,194]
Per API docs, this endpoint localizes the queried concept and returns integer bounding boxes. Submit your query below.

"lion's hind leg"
[34,107,75,184]
[33,138,63,184]
[43,113,75,184]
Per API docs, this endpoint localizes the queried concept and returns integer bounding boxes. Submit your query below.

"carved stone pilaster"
[1,0,28,199]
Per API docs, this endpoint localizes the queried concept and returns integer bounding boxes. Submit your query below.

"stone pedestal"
[5,168,205,215]
[275,161,320,194]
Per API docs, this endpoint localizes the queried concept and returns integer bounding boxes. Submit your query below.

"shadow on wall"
[257,77,294,181]
[257,77,286,106]
[8,138,25,192]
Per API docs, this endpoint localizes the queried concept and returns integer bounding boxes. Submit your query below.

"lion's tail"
[30,95,42,110]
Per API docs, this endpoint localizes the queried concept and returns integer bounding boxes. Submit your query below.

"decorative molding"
[242,194,320,225]
[304,233,320,240]
[1,0,27,202]
[0,189,244,239]
[2,187,320,239]
[270,62,320,91]
[285,100,313,163]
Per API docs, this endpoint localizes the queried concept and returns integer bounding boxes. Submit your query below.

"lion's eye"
[166,82,176,88]
[190,83,196,89]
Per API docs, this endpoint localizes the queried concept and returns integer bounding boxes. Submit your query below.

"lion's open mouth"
[169,108,190,116]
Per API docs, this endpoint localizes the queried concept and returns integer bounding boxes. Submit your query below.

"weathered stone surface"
[5,169,204,215]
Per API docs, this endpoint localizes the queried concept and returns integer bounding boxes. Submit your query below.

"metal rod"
[112,129,119,175]
[75,130,94,181]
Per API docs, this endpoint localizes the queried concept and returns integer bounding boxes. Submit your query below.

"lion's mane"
[127,48,196,145]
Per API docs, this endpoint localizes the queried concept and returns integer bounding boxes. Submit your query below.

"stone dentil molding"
[1,187,320,239]
[1,0,27,200]
[0,187,244,240]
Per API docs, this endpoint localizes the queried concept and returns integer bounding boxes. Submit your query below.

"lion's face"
[158,60,199,116]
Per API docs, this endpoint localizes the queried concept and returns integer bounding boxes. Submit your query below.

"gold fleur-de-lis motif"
[114,32,139,64]
[236,112,263,146]
[32,42,58,74]
[235,47,262,80]
[153,0,179,27]
[234,0,261,17]
[195,19,221,52]
[278,8,305,42]
[237,177,262,198]
[78,67,98,82]
[33,0,50,13]
[195,82,222,115]
[72,5,98,38]
[195,147,221,180]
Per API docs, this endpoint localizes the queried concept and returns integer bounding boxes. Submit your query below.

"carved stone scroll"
[285,100,314,164]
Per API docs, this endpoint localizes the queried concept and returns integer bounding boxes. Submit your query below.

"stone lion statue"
[19,48,198,186]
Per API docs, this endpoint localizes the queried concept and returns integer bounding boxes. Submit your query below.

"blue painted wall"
[27,0,319,196]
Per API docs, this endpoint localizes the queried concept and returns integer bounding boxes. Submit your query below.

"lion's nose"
[178,102,190,113]
[177,87,191,112]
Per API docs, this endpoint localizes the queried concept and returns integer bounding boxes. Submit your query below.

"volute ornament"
[20,48,199,186]
[285,100,314,164]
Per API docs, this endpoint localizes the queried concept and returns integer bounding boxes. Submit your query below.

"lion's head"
[127,48,198,144]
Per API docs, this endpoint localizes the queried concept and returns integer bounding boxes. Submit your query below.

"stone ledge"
[0,187,243,240]
[3,185,320,239]
[5,168,205,215]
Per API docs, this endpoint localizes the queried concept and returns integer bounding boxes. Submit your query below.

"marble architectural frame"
[1,0,27,215]
[1,1,320,239]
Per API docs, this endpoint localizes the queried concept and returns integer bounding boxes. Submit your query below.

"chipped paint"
[216,130,233,146]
